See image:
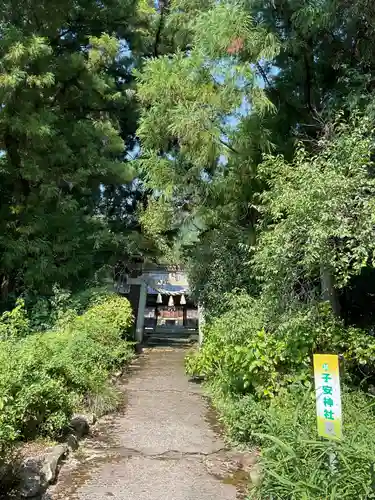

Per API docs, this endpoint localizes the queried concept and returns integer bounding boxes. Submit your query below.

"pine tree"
[135,1,278,296]
[0,0,142,304]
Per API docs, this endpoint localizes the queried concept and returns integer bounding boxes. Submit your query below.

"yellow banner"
[313,354,342,441]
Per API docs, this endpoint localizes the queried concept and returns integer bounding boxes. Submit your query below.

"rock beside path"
[69,415,90,438]
[19,444,68,497]
[17,411,97,498]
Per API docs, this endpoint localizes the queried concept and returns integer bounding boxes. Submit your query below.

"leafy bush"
[185,294,276,396]
[0,299,30,340]
[0,294,133,454]
[210,390,268,445]
[186,293,301,397]
[190,291,375,498]
[186,293,375,400]
[209,382,375,498]
[27,285,114,332]
[255,117,375,309]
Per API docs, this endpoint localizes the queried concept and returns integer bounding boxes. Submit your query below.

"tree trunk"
[320,265,341,317]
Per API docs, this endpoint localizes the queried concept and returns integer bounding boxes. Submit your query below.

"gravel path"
[48,346,252,500]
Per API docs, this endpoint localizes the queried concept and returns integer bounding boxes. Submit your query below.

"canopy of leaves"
[134,4,375,497]
[256,116,375,310]
[135,0,375,327]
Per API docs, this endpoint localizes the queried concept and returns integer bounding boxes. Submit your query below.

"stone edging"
[18,413,96,498]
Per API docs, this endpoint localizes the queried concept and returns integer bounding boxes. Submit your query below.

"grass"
[209,385,375,499]
[82,382,124,418]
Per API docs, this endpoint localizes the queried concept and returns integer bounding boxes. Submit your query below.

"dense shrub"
[0,294,133,455]
[185,293,303,397]
[186,293,375,398]
[211,390,268,445]
[0,299,30,340]
[186,292,375,497]
[185,294,273,396]
[26,285,114,332]
[210,385,375,498]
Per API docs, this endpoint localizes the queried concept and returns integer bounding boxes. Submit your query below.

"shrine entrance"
[116,265,200,343]
[144,291,198,336]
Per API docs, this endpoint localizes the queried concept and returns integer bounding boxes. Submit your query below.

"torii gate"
[116,267,204,345]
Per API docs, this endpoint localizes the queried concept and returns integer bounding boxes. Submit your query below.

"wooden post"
[183,304,187,327]
[198,304,205,346]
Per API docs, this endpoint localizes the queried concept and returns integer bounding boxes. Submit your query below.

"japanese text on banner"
[313,354,342,441]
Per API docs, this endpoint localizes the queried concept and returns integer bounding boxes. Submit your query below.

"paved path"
[48,347,249,500]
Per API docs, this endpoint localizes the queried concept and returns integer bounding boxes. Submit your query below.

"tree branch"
[219,137,240,155]
[153,0,169,57]
[256,62,272,88]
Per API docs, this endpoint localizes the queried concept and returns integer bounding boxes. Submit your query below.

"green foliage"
[134,0,375,329]
[187,293,375,397]
[0,299,29,340]
[209,387,375,498]
[27,285,117,332]
[135,1,276,268]
[187,292,375,497]
[248,389,375,499]
[186,295,285,397]
[135,1,375,497]
[206,370,375,498]
[0,0,160,307]
[185,229,256,316]
[136,1,274,165]
[211,391,268,445]
[185,293,299,397]
[256,116,375,307]
[0,294,133,454]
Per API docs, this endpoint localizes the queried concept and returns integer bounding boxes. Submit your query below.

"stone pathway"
[48,346,255,500]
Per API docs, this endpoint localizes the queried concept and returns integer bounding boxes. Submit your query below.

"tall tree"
[135,0,375,319]
[0,0,143,304]
[136,1,278,300]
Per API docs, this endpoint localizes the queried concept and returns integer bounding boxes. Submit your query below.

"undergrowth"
[0,292,134,462]
[210,385,375,499]
[186,292,375,499]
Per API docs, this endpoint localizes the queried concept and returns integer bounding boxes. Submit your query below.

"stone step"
[145,334,197,347]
